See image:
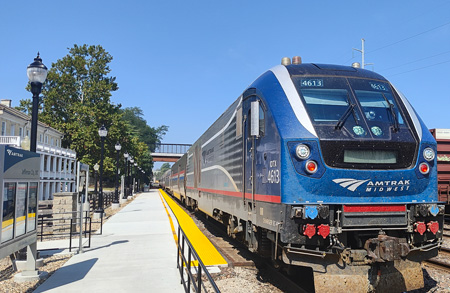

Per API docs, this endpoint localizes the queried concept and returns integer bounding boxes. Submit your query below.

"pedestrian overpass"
[151,143,191,162]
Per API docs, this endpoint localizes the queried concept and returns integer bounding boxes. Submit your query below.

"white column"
[39,182,44,201]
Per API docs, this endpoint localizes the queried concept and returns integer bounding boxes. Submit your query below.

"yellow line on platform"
[159,192,178,243]
[159,189,227,266]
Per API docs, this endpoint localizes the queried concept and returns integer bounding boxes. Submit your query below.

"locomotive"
[162,57,443,292]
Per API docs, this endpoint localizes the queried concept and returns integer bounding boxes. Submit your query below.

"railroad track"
[423,247,450,273]
[174,198,312,292]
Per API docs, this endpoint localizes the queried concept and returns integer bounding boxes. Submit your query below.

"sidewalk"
[34,190,184,292]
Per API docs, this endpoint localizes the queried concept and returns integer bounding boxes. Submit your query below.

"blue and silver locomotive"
[164,57,443,292]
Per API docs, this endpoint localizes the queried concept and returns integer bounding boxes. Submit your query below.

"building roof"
[0,103,64,135]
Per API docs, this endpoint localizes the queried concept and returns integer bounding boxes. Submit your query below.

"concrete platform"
[34,190,184,292]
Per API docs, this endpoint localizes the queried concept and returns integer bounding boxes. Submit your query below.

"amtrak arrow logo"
[332,178,370,192]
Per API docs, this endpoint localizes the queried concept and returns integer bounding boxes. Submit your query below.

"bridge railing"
[154,143,191,154]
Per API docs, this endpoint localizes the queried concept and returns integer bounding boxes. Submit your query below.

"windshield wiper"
[335,103,356,130]
[381,93,400,132]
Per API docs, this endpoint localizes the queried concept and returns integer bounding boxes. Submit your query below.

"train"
[161,57,444,292]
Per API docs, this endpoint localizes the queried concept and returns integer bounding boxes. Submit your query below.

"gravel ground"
[1,197,449,292]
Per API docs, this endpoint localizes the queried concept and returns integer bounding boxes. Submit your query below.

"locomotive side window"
[236,106,242,138]
[259,104,265,137]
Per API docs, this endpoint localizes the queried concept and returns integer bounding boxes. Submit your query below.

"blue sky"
[1,1,450,169]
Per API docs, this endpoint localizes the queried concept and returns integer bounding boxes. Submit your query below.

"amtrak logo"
[7,149,23,158]
[333,178,411,192]
[332,178,370,192]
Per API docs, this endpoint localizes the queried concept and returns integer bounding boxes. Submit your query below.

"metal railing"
[37,211,92,252]
[88,191,115,212]
[154,143,191,154]
[0,136,21,147]
[177,225,220,293]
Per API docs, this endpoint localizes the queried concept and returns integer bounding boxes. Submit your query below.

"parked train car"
[430,129,450,206]
[165,58,443,292]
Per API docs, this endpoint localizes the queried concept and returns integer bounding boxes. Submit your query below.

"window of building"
[39,134,43,142]
[19,127,23,137]
[51,138,54,146]
[1,122,5,136]
[45,135,48,144]
[10,124,15,136]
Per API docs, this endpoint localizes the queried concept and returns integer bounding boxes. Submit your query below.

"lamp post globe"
[98,125,108,138]
[27,53,48,152]
[96,125,107,216]
[113,142,121,205]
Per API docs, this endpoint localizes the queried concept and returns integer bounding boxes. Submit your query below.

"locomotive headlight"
[423,148,435,162]
[296,144,310,159]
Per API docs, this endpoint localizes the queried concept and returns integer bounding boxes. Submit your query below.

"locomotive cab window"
[293,76,418,169]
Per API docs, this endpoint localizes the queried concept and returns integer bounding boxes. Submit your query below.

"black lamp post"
[96,125,108,215]
[93,163,99,209]
[123,152,129,198]
[113,142,121,204]
[27,53,48,152]
[134,163,138,192]
[130,158,135,195]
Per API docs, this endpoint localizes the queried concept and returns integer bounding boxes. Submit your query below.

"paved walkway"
[34,190,184,292]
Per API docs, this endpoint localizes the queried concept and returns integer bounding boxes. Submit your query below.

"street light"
[93,163,99,209]
[123,152,129,198]
[96,125,107,216]
[113,142,121,205]
[130,158,134,195]
[134,162,138,193]
[27,53,48,152]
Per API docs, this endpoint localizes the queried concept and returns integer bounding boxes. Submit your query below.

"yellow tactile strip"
[159,189,227,266]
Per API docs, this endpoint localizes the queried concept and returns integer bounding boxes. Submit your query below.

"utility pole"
[353,38,373,69]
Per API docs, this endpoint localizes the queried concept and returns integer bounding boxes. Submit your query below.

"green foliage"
[121,107,168,152]
[18,44,167,184]
[154,163,171,181]
[14,99,33,114]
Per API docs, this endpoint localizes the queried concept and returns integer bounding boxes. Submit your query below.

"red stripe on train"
[343,204,406,213]
[185,186,281,203]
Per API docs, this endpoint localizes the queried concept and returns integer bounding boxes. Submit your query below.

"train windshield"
[295,77,413,140]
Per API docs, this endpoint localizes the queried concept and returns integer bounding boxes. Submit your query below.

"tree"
[35,45,127,176]
[154,163,172,181]
[15,99,33,114]
[19,44,155,180]
[121,107,168,152]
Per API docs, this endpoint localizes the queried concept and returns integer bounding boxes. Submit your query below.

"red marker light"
[303,224,316,239]
[419,163,429,175]
[305,160,318,174]
[415,222,426,235]
[427,221,439,234]
[317,224,330,239]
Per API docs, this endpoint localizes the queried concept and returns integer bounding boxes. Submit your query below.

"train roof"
[285,63,387,81]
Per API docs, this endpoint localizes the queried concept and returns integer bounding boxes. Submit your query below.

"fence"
[88,191,115,212]
[37,211,92,252]
[177,225,220,293]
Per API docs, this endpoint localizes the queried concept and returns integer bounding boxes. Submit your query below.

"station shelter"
[0,145,40,259]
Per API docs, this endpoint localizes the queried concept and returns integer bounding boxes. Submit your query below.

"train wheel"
[227,217,236,238]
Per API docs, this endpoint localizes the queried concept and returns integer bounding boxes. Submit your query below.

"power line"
[380,49,450,71]
[368,20,450,54]
[387,59,450,77]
